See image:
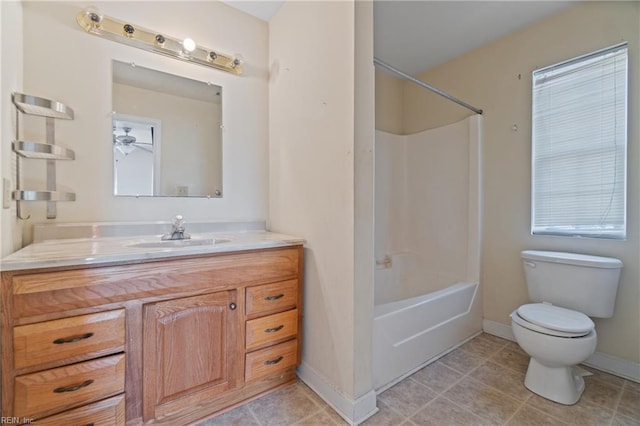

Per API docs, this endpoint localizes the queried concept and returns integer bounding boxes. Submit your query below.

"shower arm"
[373,58,483,115]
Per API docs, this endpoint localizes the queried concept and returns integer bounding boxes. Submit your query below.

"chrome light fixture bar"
[76,7,243,75]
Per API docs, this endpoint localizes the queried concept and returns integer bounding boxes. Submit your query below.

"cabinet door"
[142,291,240,420]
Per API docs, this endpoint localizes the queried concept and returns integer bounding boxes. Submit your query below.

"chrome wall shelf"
[13,191,76,202]
[11,92,76,220]
[13,141,75,160]
[12,93,74,120]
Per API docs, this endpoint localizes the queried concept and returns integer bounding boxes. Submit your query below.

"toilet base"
[524,358,585,405]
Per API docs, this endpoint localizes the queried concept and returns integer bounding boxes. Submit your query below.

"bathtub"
[373,282,481,391]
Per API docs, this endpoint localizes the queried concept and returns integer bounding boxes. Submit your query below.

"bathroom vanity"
[0,231,304,425]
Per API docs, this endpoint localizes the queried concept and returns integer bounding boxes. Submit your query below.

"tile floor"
[198,333,640,426]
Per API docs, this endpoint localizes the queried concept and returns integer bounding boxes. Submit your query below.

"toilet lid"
[516,303,594,336]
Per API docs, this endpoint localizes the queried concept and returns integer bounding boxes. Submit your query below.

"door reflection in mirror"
[113,115,161,196]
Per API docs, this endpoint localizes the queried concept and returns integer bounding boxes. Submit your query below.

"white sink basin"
[127,238,230,248]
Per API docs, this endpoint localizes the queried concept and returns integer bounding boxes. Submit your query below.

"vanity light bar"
[76,7,243,75]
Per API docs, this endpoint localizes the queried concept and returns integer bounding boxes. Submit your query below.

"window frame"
[530,42,628,240]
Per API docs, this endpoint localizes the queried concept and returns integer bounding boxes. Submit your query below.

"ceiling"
[374,1,576,74]
[224,0,576,75]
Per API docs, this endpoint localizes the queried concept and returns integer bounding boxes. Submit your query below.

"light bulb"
[84,6,103,27]
[231,53,244,69]
[182,38,196,53]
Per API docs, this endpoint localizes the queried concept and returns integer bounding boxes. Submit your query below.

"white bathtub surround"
[373,282,481,389]
[373,116,483,390]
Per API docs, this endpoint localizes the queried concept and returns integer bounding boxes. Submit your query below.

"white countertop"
[1,230,305,272]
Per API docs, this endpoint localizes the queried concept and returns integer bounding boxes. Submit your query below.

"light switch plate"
[3,178,11,209]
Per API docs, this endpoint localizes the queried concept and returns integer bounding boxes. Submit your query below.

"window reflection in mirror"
[112,60,222,197]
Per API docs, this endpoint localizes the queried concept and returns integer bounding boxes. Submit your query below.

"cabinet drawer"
[35,394,125,426]
[14,310,125,370]
[246,280,297,317]
[246,309,298,351]
[14,354,125,420]
[245,339,298,382]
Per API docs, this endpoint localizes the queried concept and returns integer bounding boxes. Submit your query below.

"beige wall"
[380,2,639,363]
[16,1,268,244]
[270,0,375,406]
[375,70,403,134]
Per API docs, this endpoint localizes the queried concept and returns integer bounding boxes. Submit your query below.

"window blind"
[531,43,628,239]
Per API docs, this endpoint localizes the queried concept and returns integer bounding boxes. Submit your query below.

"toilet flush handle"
[524,261,536,268]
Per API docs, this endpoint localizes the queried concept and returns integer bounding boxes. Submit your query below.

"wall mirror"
[112,60,222,197]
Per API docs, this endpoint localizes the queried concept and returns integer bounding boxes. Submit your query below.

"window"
[531,43,628,239]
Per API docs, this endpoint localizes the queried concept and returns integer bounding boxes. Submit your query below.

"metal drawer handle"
[53,332,94,345]
[264,294,284,301]
[264,356,284,366]
[264,325,284,333]
[53,379,94,393]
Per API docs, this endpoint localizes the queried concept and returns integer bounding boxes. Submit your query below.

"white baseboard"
[482,319,640,383]
[583,351,640,383]
[297,363,378,425]
[483,319,515,341]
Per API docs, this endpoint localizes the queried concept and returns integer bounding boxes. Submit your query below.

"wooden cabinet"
[142,291,241,420]
[245,339,298,382]
[13,310,125,370]
[244,279,301,384]
[14,354,125,420]
[1,245,303,425]
[33,395,125,426]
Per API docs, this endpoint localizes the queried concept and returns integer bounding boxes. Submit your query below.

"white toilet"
[511,250,623,405]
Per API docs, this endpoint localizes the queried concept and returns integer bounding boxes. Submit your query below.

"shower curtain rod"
[373,57,483,115]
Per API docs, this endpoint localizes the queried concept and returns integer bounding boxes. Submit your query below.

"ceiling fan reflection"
[113,126,153,155]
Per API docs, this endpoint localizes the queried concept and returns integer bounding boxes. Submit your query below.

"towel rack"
[11,93,76,220]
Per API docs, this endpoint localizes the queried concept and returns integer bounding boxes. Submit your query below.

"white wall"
[353,0,375,404]
[269,0,356,396]
[1,1,24,257]
[269,0,376,421]
[17,1,268,244]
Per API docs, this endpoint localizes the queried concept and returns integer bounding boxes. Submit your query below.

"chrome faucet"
[162,215,191,240]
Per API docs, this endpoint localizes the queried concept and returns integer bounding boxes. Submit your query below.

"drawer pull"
[264,356,284,366]
[264,325,285,333]
[53,332,94,345]
[264,294,285,301]
[53,379,94,393]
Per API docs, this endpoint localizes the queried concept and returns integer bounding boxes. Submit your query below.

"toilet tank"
[521,250,623,318]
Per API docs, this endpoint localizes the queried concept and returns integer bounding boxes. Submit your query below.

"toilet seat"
[513,303,594,338]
